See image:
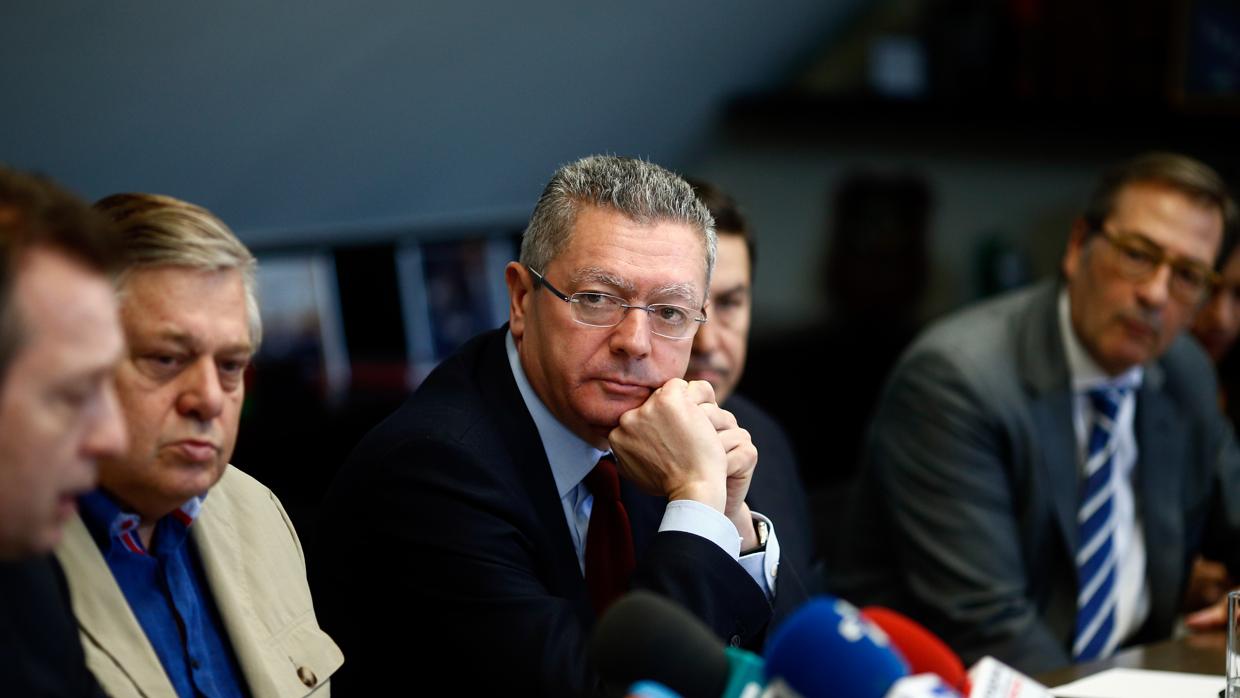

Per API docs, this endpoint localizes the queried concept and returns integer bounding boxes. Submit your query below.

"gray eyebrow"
[143,329,254,358]
[570,267,635,295]
[651,282,701,306]
[570,267,701,306]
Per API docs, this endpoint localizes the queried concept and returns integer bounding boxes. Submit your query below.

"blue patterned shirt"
[79,490,249,698]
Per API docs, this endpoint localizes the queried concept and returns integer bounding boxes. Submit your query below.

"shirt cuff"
[659,499,741,558]
[658,502,778,600]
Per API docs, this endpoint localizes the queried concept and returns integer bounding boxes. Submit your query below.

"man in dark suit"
[0,166,127,696]
[316,156,783,696]
[684,178,816,613]
[834,152,1240,674]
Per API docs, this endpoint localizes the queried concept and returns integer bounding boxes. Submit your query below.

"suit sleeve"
[1197,388,1240,576]
[1159,340,1240,586]
[315,436,770,698]
[869,348,1071,672]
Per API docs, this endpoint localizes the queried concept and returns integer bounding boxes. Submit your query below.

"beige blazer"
[55,466,344,698]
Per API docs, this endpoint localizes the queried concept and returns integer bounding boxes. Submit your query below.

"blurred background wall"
[0,1,859,243]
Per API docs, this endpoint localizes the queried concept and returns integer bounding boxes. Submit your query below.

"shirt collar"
[1058,288,1143,393]
[505,331,608,498]
[78,489,206,555]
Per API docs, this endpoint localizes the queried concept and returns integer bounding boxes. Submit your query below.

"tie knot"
[585,455,621,502]
[1087,386,1129,421]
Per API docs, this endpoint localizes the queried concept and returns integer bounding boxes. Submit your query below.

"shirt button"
[769,561,779,579]
[297,666,318,688]
[729,635,741,647]
[190,659,201,670]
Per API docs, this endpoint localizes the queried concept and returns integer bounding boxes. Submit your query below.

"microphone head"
[764,596,909,698]
[861,607,970,694]
[589,591,730,698]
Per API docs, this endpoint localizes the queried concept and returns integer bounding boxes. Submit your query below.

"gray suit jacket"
[832,280,1240,674]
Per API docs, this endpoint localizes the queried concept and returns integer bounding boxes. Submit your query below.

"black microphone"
[588,590,766,698]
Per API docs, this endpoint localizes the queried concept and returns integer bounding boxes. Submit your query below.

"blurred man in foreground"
[0,166,126,696]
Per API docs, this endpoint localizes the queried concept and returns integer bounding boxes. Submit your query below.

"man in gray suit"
[834,152,1240,674]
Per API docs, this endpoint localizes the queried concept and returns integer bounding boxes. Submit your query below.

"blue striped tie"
[1073,385,1129,661]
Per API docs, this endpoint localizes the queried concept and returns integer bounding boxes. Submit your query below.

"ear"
[505,262,533,340]
[1062,218,1092,281]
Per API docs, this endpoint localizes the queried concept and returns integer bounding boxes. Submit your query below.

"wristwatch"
[741,518,769,555]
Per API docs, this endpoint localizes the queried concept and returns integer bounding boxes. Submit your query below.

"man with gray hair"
[55,193,342,697]
[316,155,780,696]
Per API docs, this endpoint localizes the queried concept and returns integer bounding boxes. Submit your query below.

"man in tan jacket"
[55,193,342,697]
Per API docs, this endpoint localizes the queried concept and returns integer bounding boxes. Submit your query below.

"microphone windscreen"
[764,596,909,698]
[589,591,730,698]
[625,680,685,698]
[861,607,970,694]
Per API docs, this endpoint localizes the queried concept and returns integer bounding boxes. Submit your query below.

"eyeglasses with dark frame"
[1094,229,1220,306]
[527,266,707,340]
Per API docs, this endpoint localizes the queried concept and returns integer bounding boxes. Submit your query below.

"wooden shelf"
[723,93,1240,168]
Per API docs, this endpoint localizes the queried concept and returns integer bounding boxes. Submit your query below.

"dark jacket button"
[297,666,318,688]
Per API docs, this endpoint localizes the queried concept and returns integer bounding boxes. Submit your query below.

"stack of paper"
[1051,667,1221,698]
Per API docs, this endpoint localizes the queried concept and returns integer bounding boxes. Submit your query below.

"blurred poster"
[253,252,350,405]
[398,235,516,387]
[1180,0,1240,105]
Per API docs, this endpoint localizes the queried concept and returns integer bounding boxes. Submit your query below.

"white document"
[1051,667,1221,698]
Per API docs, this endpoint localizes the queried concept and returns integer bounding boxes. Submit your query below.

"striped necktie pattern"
[1072,385,1130,662]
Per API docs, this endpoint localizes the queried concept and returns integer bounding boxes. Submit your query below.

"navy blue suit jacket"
[314,329,772,696]
[727,393,815,632]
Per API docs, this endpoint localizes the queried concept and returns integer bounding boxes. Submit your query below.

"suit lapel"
[621,480,664,558]
[478,329,587,596]
[1017,282,1081,557]
[54,516,177,697]
[1029,393,1080,554]
[1134,367,1185,634]
[192,476,278,698]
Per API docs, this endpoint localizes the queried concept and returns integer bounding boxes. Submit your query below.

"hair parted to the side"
[0,166,119,383]
[1082,152,1238,263]
[519,155,717,291]
[93,193,262,349]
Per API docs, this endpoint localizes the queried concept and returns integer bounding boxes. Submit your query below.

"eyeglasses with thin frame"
[1095,229,1219,306]
[527,266,707,340]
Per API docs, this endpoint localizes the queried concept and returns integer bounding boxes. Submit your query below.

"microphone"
[857,606,1052,698]
[588,590,767,698]
[763,596,962,698]
[860,607,971,694]
[626,681,686,698]
[592,591,960,698]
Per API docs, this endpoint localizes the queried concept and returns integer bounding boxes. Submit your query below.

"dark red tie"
[584,455,636,616]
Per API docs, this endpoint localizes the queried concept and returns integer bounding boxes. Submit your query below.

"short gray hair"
[93,193,262,349]
[520,155,717,291]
